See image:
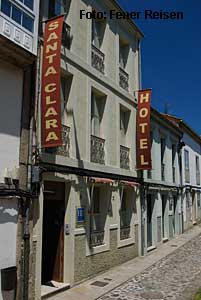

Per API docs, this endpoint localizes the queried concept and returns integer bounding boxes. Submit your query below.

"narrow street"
[99,233,201,300]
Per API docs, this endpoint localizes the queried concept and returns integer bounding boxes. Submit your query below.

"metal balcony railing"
[91,44,105,74]
[119,67,129,91]
[90,230,104,247]
[91,135,105,165]
[44,125,70,157]
[120,226,131,240]
[120,145,130,170]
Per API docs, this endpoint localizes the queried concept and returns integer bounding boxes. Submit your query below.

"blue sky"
[118,0,201,134]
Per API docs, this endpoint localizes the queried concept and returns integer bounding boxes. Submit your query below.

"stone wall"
[74,225,138,283]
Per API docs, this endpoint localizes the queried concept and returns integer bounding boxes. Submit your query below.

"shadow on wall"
[0,62,23,138]
[0,199,18,225]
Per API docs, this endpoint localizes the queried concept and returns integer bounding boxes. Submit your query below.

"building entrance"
[42,181,65,284]
[147,194,154,248]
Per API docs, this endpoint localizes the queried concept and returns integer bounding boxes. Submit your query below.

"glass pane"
[1,0,11,17]
[24,0,33,10]
[12,5,22,25]
[22,13,33,32]
[55,0,61,15]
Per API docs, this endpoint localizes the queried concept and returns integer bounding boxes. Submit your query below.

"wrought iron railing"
[91,44,105,74]
[161,163,165,181]
[91,135,105,165]
[120,145,130,170]
[120,226,130,240]
[119,67,129,91]
[90,230,105,247]
[44,125,70,157]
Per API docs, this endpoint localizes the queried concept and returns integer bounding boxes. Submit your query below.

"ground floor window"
[90,186,105,247]
[120,188,131,240]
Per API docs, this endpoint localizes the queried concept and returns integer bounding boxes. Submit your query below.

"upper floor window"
[119,38,129,70]
[1,0,34,32]
[184,149,190,183]
[92,16,105,49]
[120,106,129,146]
[48,0,65,18]
[196,156,200,185]
[172,144,176,183]
[91,91,105,137]
[161,138,166,181]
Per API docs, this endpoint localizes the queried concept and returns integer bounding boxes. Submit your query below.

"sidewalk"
[49,225,201,300]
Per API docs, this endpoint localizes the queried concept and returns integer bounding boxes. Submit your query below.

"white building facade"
[31,0,143,299]
[0,0,39,299]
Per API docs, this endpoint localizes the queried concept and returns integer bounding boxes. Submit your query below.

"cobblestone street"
[99,234,201,300]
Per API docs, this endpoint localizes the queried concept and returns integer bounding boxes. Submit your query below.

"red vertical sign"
[136,89,152,170]
[41,15,64,148]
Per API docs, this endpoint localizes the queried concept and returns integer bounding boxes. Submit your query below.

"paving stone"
[99,234,201,300]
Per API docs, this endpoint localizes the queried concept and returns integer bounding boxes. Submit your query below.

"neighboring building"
[163,115,201,230]
[142,109,183,254]
[0,0,39,299]
[32,0,143,299]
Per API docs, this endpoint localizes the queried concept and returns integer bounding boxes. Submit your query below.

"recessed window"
[0,0,34,33]
[22,12,33,31]
[12,5,22,25]
[49,0,66,18]
[1,0,11,16]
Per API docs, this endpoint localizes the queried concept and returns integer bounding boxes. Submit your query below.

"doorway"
[192,190,197,224]
[42,181,65,285]
[162,195,167,239]
[147,194,154,248]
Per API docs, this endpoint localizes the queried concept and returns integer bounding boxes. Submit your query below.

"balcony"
[120,145,130,170]
[91,44,105,74]
[44,125,70,157]
[161,163,165,181]
[119,67,129,91]
[172,166,176,183]
[91,135,105,165]
[90,230,104,247]
[120,226,130,240]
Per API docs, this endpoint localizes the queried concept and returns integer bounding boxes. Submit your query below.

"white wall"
[0,198,18,268]
[0,62,23,183]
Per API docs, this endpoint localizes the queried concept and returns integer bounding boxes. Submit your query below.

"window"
[120,106,129,145]
[1,0,34,32]
[147,132,153,179]
[172,144,176,183]
[49,0,66,18]
[20,0,34,10]
[161,138,166,181]
[92,17,105,49]
[197,192,201,208]
[92,187,100,214]
[196,156,200,185]
[119,39,129,70]
[91,92,104,137]
[184,150,190,183]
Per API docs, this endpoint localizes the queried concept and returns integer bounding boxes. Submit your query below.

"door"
[42,181,65,284]
[192,190,196,224]
[173,196,177,234]
[162,195,167,239]
[147,194,153,247]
